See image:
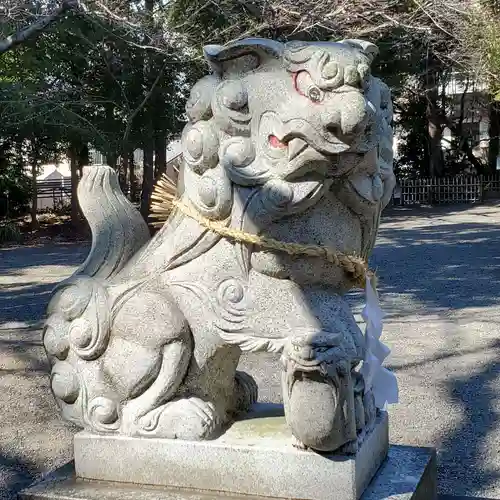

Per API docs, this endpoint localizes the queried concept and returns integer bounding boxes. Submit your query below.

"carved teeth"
[287,138,308,160]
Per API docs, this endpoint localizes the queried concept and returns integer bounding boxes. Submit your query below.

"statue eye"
[294,71,324,103]
[307,86,322,102]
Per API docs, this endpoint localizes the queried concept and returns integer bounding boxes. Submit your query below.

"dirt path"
[2,204,500,497]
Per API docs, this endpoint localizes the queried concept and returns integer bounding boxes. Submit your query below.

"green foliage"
[469,6,500,100]
[0,172,30,217]
[0,222,22,244]
[0,139,30,216]
[0,1,190,220]
[0,0,496,207]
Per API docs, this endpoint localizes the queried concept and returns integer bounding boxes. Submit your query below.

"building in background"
[25,141,184,213]
[441,75,492,170]
[25,162,71,211]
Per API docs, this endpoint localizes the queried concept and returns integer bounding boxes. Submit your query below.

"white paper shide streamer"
[360,276,399,409]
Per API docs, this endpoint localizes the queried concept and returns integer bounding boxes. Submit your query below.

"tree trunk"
[427,114,444,177]
[140,139,154,220]
[77,144,89,175]
[154,135,167,179]
[122,153,130,198]
[426,75,444,177]
[30,160,38,230]
[488,100,500,173]
[69,146,79,228]
[140,0,155,222]
[140,0,157,222]
[106,153,117,170]
[424,58,445,177]
[457,78,470,138]
[129,151,137,202]
[118,158,127,193]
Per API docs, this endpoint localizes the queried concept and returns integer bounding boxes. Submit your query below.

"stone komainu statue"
[43,38,395,453]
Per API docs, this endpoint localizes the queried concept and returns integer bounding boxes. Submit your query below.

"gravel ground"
[0,243,88,499]
[2,204,500,498]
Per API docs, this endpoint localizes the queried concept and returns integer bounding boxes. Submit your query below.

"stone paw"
[120,400,149,436]
[131,397,223,440]
[233,370,258,414]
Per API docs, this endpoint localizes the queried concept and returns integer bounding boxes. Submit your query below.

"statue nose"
[324,92,368,138]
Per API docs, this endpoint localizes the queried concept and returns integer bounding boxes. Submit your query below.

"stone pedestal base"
[72,404,388,500]
[19,446,436,500]
[18,404,436,500]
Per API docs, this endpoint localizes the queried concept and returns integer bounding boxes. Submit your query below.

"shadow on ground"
[367,210,500,496]
[0,244,89,275]
[0,244,89,326]
[372,221,500,313]
[439,350,500,497]
[0,244,86,498]
[382,200,500,221]
[0,325,78,500]
[0,451,39,500]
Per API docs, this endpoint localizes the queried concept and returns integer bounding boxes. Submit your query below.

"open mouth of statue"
[268,135,309,161]
[267,133,363,183]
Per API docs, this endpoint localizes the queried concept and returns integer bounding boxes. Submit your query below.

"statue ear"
[339,39,379,64]
[203,38,283,77]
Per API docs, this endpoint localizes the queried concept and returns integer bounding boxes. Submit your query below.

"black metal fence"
[393,174,500,206]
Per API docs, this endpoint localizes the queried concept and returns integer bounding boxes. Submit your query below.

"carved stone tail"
[44,165,150,430]
[72,165,150,281]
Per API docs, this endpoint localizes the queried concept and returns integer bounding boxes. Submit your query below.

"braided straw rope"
[150,174,371,288]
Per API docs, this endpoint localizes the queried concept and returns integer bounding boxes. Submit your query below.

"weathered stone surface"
[73,405,387,500]
[363,445,437,500]
[19,443,437,500]
[42,36,395,459]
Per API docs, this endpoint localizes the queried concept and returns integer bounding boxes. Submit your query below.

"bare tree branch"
[0,0,77,55]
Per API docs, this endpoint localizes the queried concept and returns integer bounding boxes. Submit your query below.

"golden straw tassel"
[150,174,178,222]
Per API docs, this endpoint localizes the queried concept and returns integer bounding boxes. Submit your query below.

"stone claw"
[121,397,222,441]
[233,371,258,414]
